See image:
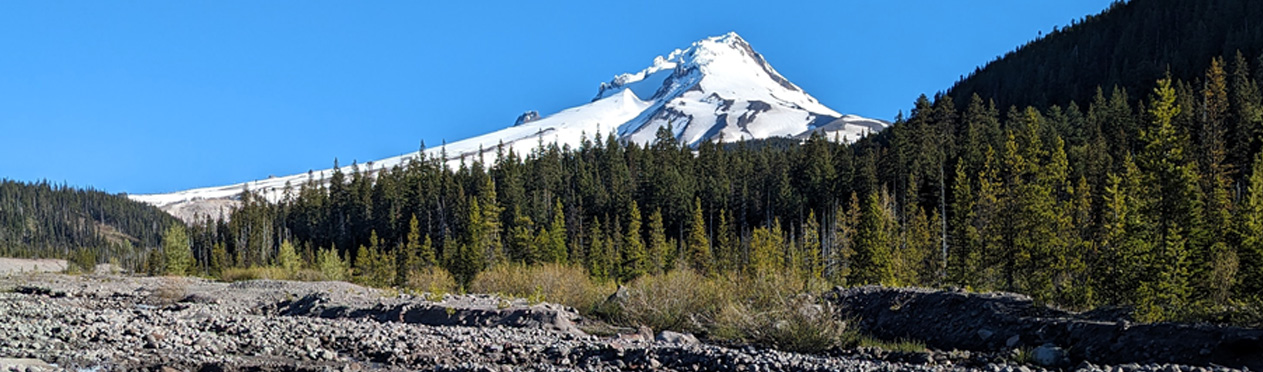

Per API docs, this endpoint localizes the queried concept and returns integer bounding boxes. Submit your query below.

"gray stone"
[978,329,995,341]
[656,330,699,345]
[1005,334,1022,348]
[1031,343,1068,367]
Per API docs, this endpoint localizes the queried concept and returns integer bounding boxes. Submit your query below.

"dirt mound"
[828,286,1263,369]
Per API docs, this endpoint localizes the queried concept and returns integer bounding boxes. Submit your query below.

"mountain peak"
[131,32,886,217]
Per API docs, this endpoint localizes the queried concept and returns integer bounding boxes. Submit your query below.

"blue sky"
[0,1,1114,195]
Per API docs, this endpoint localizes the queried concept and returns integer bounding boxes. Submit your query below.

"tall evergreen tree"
[621,201,648,282]
[685,197,713,274]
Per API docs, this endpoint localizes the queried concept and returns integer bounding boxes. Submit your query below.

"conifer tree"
[647,208,669,274]
[714,210,738,274]
[586,218,610,281]
[162,225,193,276]
[1236,150,1263,298]
[829,194,859,285]
[802,210,823,282]
[948,162,980,287]
[1135,77,1201,319]
[354,244,372,286]
[853,191,895,285]
[277,240,301,274]
[318,245,348,281]
[749,219,785,277]
[543,200,568,264]
[685,197,713,274]
[621,201,648,282]
[509,206,537,264]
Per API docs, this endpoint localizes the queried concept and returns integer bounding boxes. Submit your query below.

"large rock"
[655,331,698,345]
[826,286,1263,370]
[1031,344,1068,367]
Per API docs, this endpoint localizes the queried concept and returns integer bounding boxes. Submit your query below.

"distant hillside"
[0,179,182,266]
[947,0,1263,110]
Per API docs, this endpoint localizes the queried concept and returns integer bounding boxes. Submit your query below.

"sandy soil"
[0,258,66,275]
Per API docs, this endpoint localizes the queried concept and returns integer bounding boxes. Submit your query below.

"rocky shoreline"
[0,274,1255,372]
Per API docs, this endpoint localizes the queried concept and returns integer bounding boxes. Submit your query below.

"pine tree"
[802,210,823,282]
[948,161,980,287]
[647,208,669,274]
[829,194,859,285]
[587,218,610,281]
[749,219,786,277]
[509,206,537,264]
[853,191,894,285]
[162,225,193,276]
[685,197,713,274]
[543,200,568,264]
[621,201,648,282]
[277,240,301,275]
[1135,77,1201,320]
[1236,150,1263,298]
[317,245,348,281]
[402,214,425,284]
[714,210,738,274]
[353,244,372,286]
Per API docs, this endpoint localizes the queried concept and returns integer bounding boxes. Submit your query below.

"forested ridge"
[0,179,181,269]
[947,0,1263,111]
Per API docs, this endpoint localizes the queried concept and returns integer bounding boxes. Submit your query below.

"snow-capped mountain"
[130,32,887,221]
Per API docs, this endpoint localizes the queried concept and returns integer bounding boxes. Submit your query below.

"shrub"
[470,263,611,312]
[220,266,290,282]
[408,267,459,298]
[712,295,854,354]
[618,269,727,334]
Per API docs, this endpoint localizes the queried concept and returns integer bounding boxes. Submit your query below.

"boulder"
[656,331,699,345]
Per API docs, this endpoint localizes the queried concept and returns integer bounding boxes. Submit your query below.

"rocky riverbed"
[0,273,1254,372]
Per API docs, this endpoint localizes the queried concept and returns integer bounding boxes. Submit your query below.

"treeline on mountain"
[947,0,1263,112]
[178,51,1263,322]
[0,179,181,270]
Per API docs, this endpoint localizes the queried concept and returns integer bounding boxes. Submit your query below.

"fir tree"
[685,197,713,274]
[1237,150,1263,298]
[647,208,669,274]
[853,191,894,285]
[621,201,648,282]
[162,225,193,276]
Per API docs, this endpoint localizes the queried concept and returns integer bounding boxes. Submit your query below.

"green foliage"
[853,191,894,285]
[685,197,712,274]
[748,219,785,277]
[317,245,348,281]
[276,240,301,274]
[162,225,193,276]
[621,201,648,282]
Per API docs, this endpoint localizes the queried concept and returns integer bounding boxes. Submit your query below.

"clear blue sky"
[0,1,1115,195]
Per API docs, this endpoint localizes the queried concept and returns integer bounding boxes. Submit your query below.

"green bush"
[409,267,459,298]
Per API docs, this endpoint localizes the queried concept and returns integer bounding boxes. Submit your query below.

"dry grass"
[614,270,855,353]
[470,263,613,312]
[220,266,292,282]
[408,267,459,298]
[617,269,728,334]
